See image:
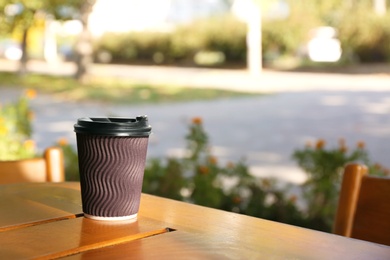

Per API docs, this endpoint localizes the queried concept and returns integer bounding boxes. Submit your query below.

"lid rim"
[74,116,152,136]
[74,132,151,137]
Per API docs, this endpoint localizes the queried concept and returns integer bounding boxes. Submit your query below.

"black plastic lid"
[74,116,152,136]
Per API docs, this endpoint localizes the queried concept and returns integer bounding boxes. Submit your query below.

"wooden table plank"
[65,226,390,260]
[65,231,218,260]
[136,193,390,259]
[0,183,82,230]
[65,192,390,259]
[1,183,389,259]
[0,216,169,259]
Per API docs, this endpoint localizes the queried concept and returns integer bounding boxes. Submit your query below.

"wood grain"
[334,163,390,246]
[67,205,390,259]
[36,227,169,260]
[137,194,390,259]
[333,163,368,236]
[0,183,82,230]
[1,183,389,259]
[352,175,390,245]
[0,216,169,259]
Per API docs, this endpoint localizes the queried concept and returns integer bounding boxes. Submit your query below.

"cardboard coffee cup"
[74,116,152,221]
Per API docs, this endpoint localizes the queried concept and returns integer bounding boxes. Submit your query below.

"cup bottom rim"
[84,213,138,221]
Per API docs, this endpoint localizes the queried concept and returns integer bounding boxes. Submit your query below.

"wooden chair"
[334,163,390,246]
[0,147,65,184]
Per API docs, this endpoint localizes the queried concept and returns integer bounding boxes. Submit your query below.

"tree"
[0,0,86,75]
[74,0,96,81]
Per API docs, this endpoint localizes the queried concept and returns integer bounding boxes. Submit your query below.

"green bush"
[293,138,389,231]
[287,1,390,63]
[337,10,390,62]
[143,120,390,232]
[142,117,305,227]
[0,90,36,160]
[0,92,79,180]
[94,15,247,66]
[94,2,390,67]
[174,15,247,62]
[262,2,321,59]
[94,13,315,67]
[94,32,172,64]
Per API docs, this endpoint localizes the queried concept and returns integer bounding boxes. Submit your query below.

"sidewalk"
[1,59,390,93]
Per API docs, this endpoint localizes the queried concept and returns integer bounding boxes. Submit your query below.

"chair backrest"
[0,147,65,184]
[334,163,390,246]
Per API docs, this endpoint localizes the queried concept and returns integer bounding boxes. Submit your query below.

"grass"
[0,72,258,104]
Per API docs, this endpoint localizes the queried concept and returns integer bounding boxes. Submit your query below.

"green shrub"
[337,10,390,62]
[184,16,246,62]
[0,92,80,180]
[262,2,321,59]
[94,2,390,66]
[94,31,172,64]
[293,138,389,231]
[287,1,390,63]
[94,15,247,66]
[144,118,390,233]
[143,117,306,226]
[0,90,36,160]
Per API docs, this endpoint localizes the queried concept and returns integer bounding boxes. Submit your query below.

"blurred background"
[1,0,390,231]
[1,0,389,71]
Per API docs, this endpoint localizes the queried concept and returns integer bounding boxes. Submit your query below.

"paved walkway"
[1,59,390,93]
[1,59,390,185]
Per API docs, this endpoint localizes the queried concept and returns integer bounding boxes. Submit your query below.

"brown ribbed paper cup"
[74,116,152,221]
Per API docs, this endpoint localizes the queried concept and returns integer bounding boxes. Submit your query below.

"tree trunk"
[246,2,262,76]
[74,27,91,81]
[19,28,29,76]
[74,0,96,81]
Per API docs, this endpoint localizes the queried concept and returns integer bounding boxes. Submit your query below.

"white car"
[307,26,342,62]
[0,40,22,60]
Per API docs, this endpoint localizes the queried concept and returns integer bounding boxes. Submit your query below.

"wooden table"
[1,182,389,259]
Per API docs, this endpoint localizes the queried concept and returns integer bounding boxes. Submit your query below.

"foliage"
[0,89,36,160]
[275,0,390,63]
[337,9,390,62]
[143,117,306,227]
[0,90,78,181]
[262,0,321,57]
[270,0,390,63]
[0,92,76,180]
[292,138,389,231]
[94,14,247,67]
[144,119,390,232]
[94,31,172,64]
[93,1,390,67]
[262,15,318,61]
[0,0,90,74]
[173,15,247,63]
[0,0,83,23]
